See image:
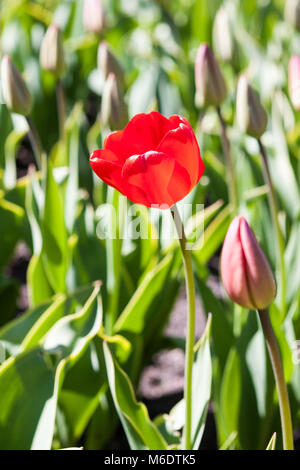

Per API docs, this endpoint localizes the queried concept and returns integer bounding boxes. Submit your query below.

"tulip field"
[0,0,300,452]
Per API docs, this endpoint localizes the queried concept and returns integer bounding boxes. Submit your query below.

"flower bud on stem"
[257,139,286,316]
[257,308,293,450]
[171,204,196,450]
[40,24,66,142]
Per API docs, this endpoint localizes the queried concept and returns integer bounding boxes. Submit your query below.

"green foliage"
[0,0,299,451]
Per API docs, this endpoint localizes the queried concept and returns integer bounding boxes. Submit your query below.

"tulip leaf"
[0,284,102,449]
[270,95,300,219]
[218,348,241,446]
[4,128,27,189]
[21,294,67,351]
[192,204,231,265]
[153,414,181,447]
[266,432,276,450]
[191,314,212,449]
[0,347,57,450]
[85,392,118,450]
[58,340,106,444]
[246,326,267,418]
[27,253,54,306]
[195,277,233,371]
[0,103,13,168]
[0,198,24,273]
[114,254,175,335]
[103,341,168,450]
[0,301,53,358]
[41,160,68,294]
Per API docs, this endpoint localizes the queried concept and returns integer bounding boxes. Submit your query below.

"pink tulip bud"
[97,41,124,85]
[1,55,32,116]
[220,216,276,310]
[83,0,105,34]
[288,55,300,110]
[40,24,65,78]
[194,43,227,108]
[236,74,267,138]
[285,0,300,31]
[213,7,234,63]
[101,73,128,130]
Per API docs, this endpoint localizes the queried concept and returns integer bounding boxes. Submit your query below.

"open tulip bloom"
[90,110,204,449]
[90,111,205,208]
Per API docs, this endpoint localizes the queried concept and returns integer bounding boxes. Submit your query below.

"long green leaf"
[103,342,168,450]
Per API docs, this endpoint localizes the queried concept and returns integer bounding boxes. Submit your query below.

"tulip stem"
[257,139,286,315]
[171,204,196,450]
[56,79,66,142]
[216,107,238,215]
[26,116,42,170]
[257,308,293,450]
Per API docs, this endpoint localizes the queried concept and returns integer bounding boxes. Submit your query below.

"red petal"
[158,123,204,187]
[104,130,125,163]
[122,151,175,207]
[89,149,125,193]
[121,112,172,158]
[168,114,192,130]
[167,161,192,203]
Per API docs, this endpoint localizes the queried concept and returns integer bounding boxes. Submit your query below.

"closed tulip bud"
[101,73,128,130]
[285,0,300,31]
[236,74,267,138]
[97,41,124,85]
[288,56,300,110]
[40,24,65,78]
[83,0,105,34]
[1,55,32,116]
[213,7,234,62]
[194,43,227,108]
[221,216,276,310]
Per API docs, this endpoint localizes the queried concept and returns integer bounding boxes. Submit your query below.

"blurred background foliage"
[0,0,299,450]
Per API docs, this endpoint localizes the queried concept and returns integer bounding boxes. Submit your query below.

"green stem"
[171,204,196,450]
[105,187,123,335]
[257,139,286,316]
[257,309,293,450]
[216,106,238,215]
[26,116,42,170]
[56,79,66,142]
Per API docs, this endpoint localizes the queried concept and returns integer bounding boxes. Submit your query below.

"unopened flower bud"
[236,74,267,138]
[97,41,124,85]
[288,55,300,110]
[1,55,32,116]
[101,73,128,130]
[40,24,65,78]
[83,0,105,34]
[194,43,227,108]
[213,7,234,62]
[221,216,276,310]
[285,0,300,31]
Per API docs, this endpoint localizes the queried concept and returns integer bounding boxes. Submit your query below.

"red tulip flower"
[221,216,276,310]
[90,111,204,208]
